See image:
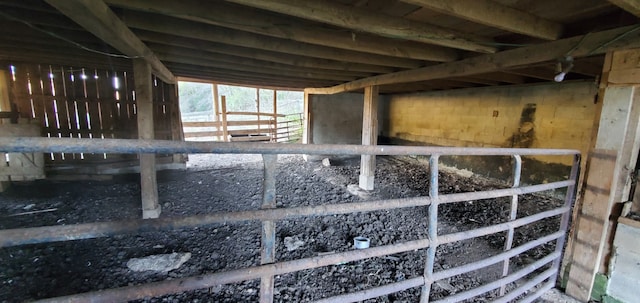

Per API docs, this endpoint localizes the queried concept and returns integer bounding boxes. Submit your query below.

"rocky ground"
[0,154,566,302]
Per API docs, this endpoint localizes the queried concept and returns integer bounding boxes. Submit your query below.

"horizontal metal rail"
[315,277,424,303]
[0,137,579,156]
[430,252,559,303]
[492,268,555,303]
[0,182,571,248]
[36,238,432,303]
[31,207,565,303]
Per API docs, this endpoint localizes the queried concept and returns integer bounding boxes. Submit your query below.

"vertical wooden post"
[272,90,277,142]
[359,86,379,190]
[257,88,261,131]
[302,92,312,144]
[259,154,277,303]
[133,59,160,219]
[212,83,221,141]
[168,84,186,163]
[221,95,229,142]
[566,48,640,301]
[0,70,11,114]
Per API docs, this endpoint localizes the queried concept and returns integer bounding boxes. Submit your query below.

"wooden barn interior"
[1,0,640,302]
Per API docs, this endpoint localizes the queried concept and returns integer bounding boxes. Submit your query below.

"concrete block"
[143,206,161,219]
[359,174,374,190]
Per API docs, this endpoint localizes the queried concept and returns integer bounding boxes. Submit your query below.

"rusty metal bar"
[517,279,555,303]
[433,231,563,281]
[35,238,432,303]
[438,206,569,245]
[500,154,522,295]
[314,276,424,303]
[0,182,571,248]
[430,252,559,303]
[492,268,555,303]
[0,137,580,156]
[550,154,581,284]
[420,154,440,302]
[260,154,277,303]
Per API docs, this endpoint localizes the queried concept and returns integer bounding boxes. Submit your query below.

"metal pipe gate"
[0,137,580,303]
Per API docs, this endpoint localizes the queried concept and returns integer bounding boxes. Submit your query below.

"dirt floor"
[0,154,567,302]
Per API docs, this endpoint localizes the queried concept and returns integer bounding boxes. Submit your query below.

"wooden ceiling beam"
[175,77,304,91]
[224,0,497,53]
[472,72,528,84]
[608,0,640,18]
[157,53,362,82]
[148,44,372,78]
[44,0,175,83]
[121,11,425,69]
[135,31,397,74]
[105,0,458,62]
[305,25,640,94]
[401,0,563,40]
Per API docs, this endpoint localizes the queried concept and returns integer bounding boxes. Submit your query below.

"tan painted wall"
[382,81,598,165]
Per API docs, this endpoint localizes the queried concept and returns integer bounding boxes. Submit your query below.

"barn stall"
[1,1,640,302]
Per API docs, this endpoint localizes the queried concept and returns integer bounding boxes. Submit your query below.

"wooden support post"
[212,83,221,141]
[272,89,277,142]
[257,88,261,132]
[259,154,277,303]
[566,48,640,301]
[168,84,186,163]
[359,86,378,190]
[0,69,11,115]
[302,92,312,145]
[221,95,229,142]
[133,59,161,219]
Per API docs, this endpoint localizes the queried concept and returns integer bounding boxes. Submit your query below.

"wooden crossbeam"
[401,0,563,40]
[226,0,496,53]
[105,0,457,62]
[44,0,175,84]
[305,25,640,94]
[609,0,640,17]
[136,31,397,74]
[122,11,424,69]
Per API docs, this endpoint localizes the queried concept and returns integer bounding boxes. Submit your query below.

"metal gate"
[0,137,580,302]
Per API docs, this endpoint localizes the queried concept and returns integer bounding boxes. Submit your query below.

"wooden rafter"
[224,0,497,53]
[106,0,458,62]
[608,0,640,18]
[121,11,425,69]
[305,25,640,94]
[44,0,175,83]
[135,31,397,74]
[401,0,563,40]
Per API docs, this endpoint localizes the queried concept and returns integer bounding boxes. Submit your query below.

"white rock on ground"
[126,252,192,272]
[347,184,371,198]
[284,236,305,251]
[322,158,331,167]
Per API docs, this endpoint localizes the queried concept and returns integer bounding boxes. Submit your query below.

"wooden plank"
[227,112,286,117]
[123,11,424,69]
[305,25,640,94]
[221,96,229,142]
[0,69,11,113]
[359,86,378,190]
[226,0,495,53]
[402,0,562,40]
[184,130,224,138]
[133,59,160,219]
[44,0,174,84]
[609,0,640,18]
[566,150,617,300]
[229,135,271,142]
[228,129,272,136]
[140,32,396,74]
[106,0,458,62]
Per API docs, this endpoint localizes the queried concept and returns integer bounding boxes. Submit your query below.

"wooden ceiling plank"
[122,11,425,69]
[224,0,497,53]
[135,31,397,74]
[105,0,458,62]
[44,0,175,83]
[401,0,563,40]
[158,53,362,82]
[150,44,371,79]
[305,24,640,94]
[608,0,640,18]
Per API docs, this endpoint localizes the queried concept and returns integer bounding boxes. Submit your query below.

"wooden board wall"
[3,62,180,166]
